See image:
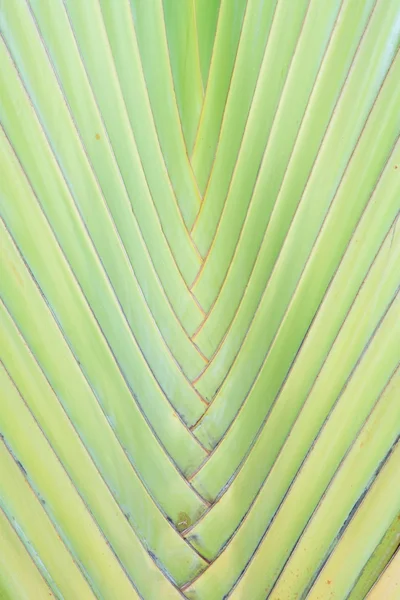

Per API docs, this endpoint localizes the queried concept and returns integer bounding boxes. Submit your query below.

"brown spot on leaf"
[177,511,191,532]
[95,133,101,140]
[327,579,332,585]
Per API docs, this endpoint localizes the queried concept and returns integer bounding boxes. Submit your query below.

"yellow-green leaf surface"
[1,1,399,599]
[366,548,400,600]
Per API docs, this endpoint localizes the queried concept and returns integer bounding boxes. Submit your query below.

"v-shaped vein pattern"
[0,0,399,598]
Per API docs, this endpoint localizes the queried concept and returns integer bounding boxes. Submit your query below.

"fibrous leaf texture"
[0,0,399,598]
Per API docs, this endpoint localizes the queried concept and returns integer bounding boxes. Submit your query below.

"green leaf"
[1,0,399,598]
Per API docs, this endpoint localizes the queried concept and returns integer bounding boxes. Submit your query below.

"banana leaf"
[0,0,399,598]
